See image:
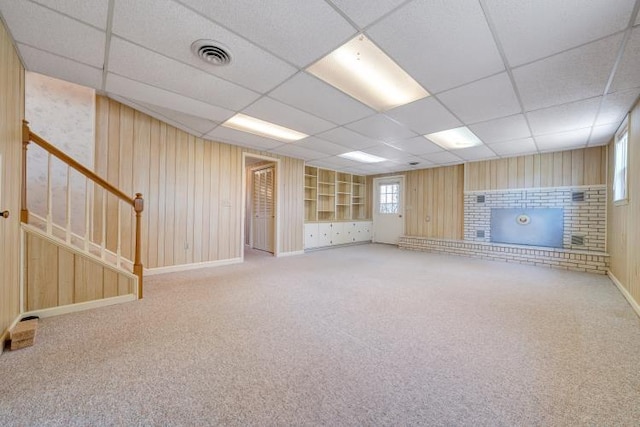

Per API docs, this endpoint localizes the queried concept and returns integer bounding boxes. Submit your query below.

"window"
[379,183,399,213]
[613,121,628,203]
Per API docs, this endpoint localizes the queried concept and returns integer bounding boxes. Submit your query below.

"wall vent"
[572,191,585,202]
[571,235,585,246]
[476,195,485,203]
[476,230,485,238]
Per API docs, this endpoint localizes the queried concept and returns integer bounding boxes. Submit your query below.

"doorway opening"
[243,154,279,260]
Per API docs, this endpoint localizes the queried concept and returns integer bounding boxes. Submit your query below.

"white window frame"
[613,118,629,205]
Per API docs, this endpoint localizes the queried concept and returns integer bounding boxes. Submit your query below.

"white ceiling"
[2,0,639,175]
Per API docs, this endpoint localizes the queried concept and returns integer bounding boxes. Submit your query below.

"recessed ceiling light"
[425,127,483,150]
[307,35,429,112]
[222,113,308,142]
[339,151,387,163]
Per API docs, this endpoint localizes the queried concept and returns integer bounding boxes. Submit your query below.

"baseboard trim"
[23,295,137,320]
[277,250,304,257]
[145,258,242,276]
[608,271,640,319]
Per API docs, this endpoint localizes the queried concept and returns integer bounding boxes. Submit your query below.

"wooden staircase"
[20,120,145,314]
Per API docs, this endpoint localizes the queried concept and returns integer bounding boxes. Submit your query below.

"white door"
[373,176,404,244]
[252,166,275,253]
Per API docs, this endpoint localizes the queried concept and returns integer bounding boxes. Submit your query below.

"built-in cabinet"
[304,222,372,249]
[304,165,371,250]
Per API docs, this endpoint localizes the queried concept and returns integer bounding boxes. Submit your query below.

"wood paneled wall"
[465,146,607,191]
[608,101,640,310]
[0,20,24,348]
[25,229,134,311]
[95,96,303,269]
[368,165,464,240]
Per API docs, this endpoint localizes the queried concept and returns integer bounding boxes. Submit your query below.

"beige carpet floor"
[1,243,640,426]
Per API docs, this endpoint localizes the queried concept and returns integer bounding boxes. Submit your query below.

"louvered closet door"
[252,167,275,253]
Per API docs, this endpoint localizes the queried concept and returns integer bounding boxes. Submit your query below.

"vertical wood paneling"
[609,99,640,309]
[27,234,58,309]
[74,257,104,303]
[464,147,607,191]
[58,248,75,306]
[25,231,133,311]
[0,19,24,346]
[94,96,305,268]
[391,165,464,239]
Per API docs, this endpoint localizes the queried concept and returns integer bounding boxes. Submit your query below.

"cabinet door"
[318,223,332,247]
[304,223,319,249]
[332,222,349,245]
[355,221,372,242]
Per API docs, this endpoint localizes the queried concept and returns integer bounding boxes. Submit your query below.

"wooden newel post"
[133,193,144,299]
[21,120,30,223]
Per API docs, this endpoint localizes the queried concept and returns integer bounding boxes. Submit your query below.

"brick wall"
[464,185,606,252]
[399,237,609,274]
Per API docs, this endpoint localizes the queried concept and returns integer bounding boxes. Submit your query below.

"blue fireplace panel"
[490,208,564,248]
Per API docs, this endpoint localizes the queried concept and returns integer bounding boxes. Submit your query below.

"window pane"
[614,128,628,202]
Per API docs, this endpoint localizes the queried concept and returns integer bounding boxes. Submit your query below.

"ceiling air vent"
[191,40,232,66]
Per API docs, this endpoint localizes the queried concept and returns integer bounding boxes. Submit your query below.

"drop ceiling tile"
[295,138,350,156]
[611,27,640,92]
[243,97,335,136]
[527,97,601,136]
[469,114,531,144]
[307,156,362,170]
[589,123,619,146]
[483,0,634,66]
[179,0,357,67]
[270,144,328,161]
[125,99,218,135]
[316,127,381,150]
[367,0,504,93]
[345,114,416,141]
[108,37,259,111]
[597,89,640,126]
[330,0,407,29]
[534,128,591,152]
[454,145,498,162]
[112,96,210,137]
[361,144,409,160]
[437,72,521,124]
[0,0,105,67]
[386,136,444,156]
[31,0,109,29]
[489,138,538,157]
[421,151,463,165]
[385,97,461,135]
[106,74,234,122]
[19,44,103,89]
[205,126,283,151]
[269,72,375,125]
[111,0,296,93]
[513,34,622,111]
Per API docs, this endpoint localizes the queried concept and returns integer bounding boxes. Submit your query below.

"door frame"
[241,153,280,260]
[372,175,405,244]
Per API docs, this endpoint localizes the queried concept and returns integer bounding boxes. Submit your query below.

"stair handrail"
[20,120,144,298]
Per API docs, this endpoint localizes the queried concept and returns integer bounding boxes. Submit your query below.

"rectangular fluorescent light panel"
[339,151,387,163]
[425,127,483,150]
[307,35,429,112]
[222,113,308,142]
